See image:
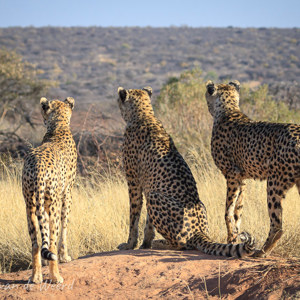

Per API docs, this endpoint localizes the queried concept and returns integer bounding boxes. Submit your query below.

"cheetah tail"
[41,248,57,261]
[194,232,256,258]
[35,178,57,261]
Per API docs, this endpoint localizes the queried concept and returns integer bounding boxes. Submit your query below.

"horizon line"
[0,25,299,29]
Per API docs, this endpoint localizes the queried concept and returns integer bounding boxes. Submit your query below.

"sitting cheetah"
[117,87,255,258]
[22,97,77,283]
[205,80,300,257]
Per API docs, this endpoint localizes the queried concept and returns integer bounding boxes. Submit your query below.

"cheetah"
[117,87,255,258]
[205,80,300,257]
[22,97,77,283]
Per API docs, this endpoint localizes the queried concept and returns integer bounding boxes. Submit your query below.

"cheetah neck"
[214,102,243,122]
[126,112,170,141]
[127,108,156,126]
[43,123,71,143]
[213,108,251,128]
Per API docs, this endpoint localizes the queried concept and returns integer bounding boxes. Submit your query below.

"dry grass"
[0,148,299,274]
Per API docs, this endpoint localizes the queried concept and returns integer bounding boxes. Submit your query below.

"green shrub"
[240,84,300,123]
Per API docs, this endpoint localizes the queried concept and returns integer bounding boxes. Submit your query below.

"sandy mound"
[1,250,299,299]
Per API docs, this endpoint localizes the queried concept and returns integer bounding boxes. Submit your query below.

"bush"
[155,68,212,154]
[0,48,54,154]
[240,84,300,123]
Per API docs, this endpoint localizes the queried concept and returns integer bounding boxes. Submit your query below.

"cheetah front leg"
[233,182,245,240]
[58,189,72,263]
[118,181,143,250]
[139,213,155,249]
[225,177,245,243]
[48,197,63,283]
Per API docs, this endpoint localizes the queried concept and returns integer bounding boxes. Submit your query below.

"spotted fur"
[205,80,300,257]
[22,97,77,283]
[117,87,255,258]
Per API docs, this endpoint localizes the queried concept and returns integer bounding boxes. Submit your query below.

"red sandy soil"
[1,250,299,300]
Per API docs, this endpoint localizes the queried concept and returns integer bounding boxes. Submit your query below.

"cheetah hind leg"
[151,239,180,250]
[139,214,181,250]
[26,206,43,284]
[253,177,285,258]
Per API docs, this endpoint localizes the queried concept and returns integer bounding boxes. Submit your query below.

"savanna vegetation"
[1,65,299,274]
[0,27,299,108]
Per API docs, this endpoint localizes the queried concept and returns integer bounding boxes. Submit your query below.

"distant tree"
[0,48,54,145]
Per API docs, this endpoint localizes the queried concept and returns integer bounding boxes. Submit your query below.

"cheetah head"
[117,87,153,123]
[205,80,240,117]
[40,97,75,128]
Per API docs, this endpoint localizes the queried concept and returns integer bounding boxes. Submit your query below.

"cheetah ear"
[205,80,216,96]
[40,97,50,111]
[118,87,128,103]
[142,86,152,98]
[229,80,240,92]
[64,97,75,110]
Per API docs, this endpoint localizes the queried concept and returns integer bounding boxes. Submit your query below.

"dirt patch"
[1,250,299,299]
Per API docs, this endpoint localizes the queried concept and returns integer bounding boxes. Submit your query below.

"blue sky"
[0,0,299,28]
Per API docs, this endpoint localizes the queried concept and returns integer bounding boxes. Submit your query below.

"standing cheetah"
[117,87,255,258]
[22,97,77,283]
[205,80,300,257]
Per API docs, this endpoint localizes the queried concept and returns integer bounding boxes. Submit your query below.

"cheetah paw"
[139,242,152,249]
[30,273,43,284]
[252,249,267,258]
[118,242,135,250]
[49,274,64,283]
[59,254,72,263]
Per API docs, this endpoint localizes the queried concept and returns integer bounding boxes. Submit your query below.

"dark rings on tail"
[41,248,57,261]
